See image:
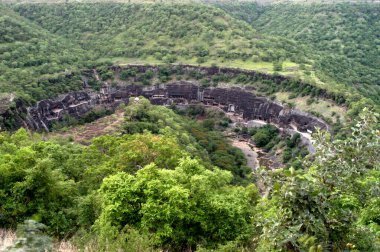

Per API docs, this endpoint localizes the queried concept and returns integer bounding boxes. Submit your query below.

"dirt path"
[49,110,125,144]
[231,138,267,193]
[231,139,258,170]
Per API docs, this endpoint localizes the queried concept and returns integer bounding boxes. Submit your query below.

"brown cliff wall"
[25,81,328,133]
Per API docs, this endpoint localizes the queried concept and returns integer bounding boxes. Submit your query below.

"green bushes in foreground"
[1,102,379,251]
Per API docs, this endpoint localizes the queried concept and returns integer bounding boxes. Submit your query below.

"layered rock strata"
[111,64,345,104]
[25,81,328,133]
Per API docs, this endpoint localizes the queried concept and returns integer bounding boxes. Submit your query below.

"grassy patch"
[101,56,344,93]
[275,91,346,123]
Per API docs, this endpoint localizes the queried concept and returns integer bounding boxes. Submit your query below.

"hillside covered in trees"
[0,2,323,102]
[1,1,379,106]
[218,2,380,103]
[0,4,89,102]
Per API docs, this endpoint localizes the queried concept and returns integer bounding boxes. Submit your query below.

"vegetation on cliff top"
[0,1,379,107]
[12,3,304,68]
[0,2,319,102]
[218,2,380,104]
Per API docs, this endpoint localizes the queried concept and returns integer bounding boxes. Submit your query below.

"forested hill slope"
[12,3,305,73]
[0,5,88,102]
[218,2,380,104]
[0,2,328,104]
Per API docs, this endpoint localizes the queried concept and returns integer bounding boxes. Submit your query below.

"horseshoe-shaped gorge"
[2,2,380,251]
[25,65,329,134]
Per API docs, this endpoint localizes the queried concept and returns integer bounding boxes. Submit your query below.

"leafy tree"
[0,129,80,236]
[95,157,259,250]
[251,125,279,148]
[254,109,380,251]
[273,61,283,72]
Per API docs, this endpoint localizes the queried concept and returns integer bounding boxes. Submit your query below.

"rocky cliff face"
[0,98,28,131]
[25,81,328,133]
[111,64,346,104]
[26,91,99,131]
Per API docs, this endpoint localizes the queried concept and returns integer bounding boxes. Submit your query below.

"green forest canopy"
[0,4,87,101]
[0,2,332,103]
[218,2,380,103]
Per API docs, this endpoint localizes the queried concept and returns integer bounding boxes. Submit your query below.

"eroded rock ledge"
[26,81,328,133]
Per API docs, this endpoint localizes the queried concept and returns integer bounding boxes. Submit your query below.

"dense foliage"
[1,96,379,251]
[249,124,279,149]
[0,2,313,106]
[218,2,380,104]
[1,1,378,108]
[96,158,257,250]
[123,98,251,184]
[0,5,88,102]
[254,109,380,251]
[12,3,302,65]
[0,99,256,249]
[240,125,308,168]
